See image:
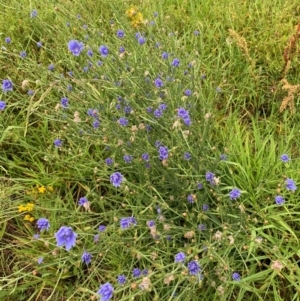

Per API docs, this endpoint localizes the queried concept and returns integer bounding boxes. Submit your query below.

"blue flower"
[280,154,290,163]
[20,51,26,58]
[98,225,106,232]
[82,251,92,264]
[55,226,77,251]
[187,194,194,204]
[120,217,137,229]
[275,195,285,205]
[154,77,164,88]
[205,172,215,182]
[174,252,186,263]
[138,36,146,45]
[105,158,113,166]
[28,90,34,96]
[54,139,62,147]
[171,58,180,67]
[194,30,200,36]
[123,154,133,163]
[147,220,155,227]
[99,45,109,57]
[196,182,203,189]
[183,152,191,160]
[119,46,125,53]
[78,196,88,206]
[285,178,297,191]
[198,224,206,231]
[202,204,209,211]
[68,40,84,56]
[153,109,163,118]
[37,41,42,48]
[232,272,241,281]
[87,49,93,57]
[110,172,124,187]
[5,37,11,43]
[48,64,55,71]
[220,154,228,161]
[30,9,38,18]
[162,52,169,59]
[2,79,13,92]
[184,89,192,96]
[187,260,201,275]
[118,117,128,126]
[132,268,141,278]
[36,218,50,231]
[0,101,6,111]
[117,274,126,285]
[97,282,114,301]
[229,188,241,200]
[142,153,150,162]
[61,97,69,108]
[177,108,189,119]
[158,146,168,160]
[37,257,44,264]
[116,30,125,38]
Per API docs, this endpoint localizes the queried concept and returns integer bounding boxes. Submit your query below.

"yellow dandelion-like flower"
[37,186,46,194]
[126,6,138,18]
[26,202,34,212]
[18,205,27,213]
[24,214,34,222]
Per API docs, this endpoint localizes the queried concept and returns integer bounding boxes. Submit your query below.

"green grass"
[0,0,300,300]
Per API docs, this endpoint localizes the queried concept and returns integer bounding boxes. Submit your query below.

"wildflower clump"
[126,6,145,27]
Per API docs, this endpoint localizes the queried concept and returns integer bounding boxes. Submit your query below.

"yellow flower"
[24,214,34,222]
[126,6,138,18]
[18,202,34,213]
[18,205,27,213]
[38,186,46,194]
[26,202,34,211]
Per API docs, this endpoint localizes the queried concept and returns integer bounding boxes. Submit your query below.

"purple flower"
[194,30,200,36]
[198,224,206,231]
[187,260,201,275]
[147,220,155,227]
[285,178,297,191]
[5,37,11,43]
[37,41,42,48]
[177,108,189,119]
[110,172,124,187]
[118,117,128,126]
[120,217,137,229]
[33,234,40,239]
[94,234,99,243]
[97,61,103,66]
[174,252,186,263]
[119,46,125,53]
[183,152,191,160]
[36,218,50,231]
[142,269,148,275]
[30,9,38,18]
[82,251,92,264]
[162,52,169,59]
[54,139,62,147]
[232,272,241,281]
[97,282,114,301]
[99,45,109,57]
[196,182,203,189]
[61,97,69,108]
[123,154,133,163]
[229,188,241,200]
[183,117,191,126]
[184,89,192,96]
[220,154,228,161]
[93,120,100,128]
[205,172,215,183]
[155,140,161,148]
[0,101,6,111]
[280,154,290,163]
[159,103,167,110]
[171,58,180,67]
[132,268,141,278]
[87,49,93,57]
[78,196,88,206]
[275,195,285,205]
[158,146,168,160]
[154,78,164,88]
[37,257,44,264]
[2,79,13,92]
[98,225,106,232]
[187,194,194,204]
[28,90,34,96]
[48,64,54,71]
[153,109,163,118]
[68,40,84,56]
[55,226,77,251]
[138,36,146,45]
[105,158,113,166]
[202,204,209,211]
[142,153,150,162]
[116,30,125,38]
[117,274,126,285]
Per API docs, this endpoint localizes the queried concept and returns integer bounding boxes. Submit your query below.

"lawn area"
[1,0,300,300]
